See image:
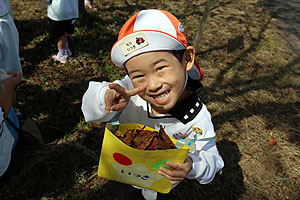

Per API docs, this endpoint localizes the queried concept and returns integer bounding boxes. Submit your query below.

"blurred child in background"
[0,0,22,72]
[47,0,79,63]
[84,0,97,11]
[1,0,23,156]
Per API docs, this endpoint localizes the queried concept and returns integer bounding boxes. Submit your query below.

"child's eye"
[157,66,166,71]
[132,74,144,79]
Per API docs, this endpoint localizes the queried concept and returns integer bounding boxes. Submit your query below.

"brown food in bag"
[114,125,176,150]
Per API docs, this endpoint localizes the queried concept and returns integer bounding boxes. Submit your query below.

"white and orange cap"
[111,9,203,81]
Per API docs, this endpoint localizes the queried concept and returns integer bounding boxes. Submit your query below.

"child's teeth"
[156,92,168,100]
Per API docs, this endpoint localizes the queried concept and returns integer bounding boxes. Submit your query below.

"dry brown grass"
[195,0,300,199]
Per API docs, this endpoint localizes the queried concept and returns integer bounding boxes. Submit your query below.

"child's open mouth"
[152,91,170,104]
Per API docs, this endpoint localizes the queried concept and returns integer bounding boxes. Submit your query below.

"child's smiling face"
[125,48,194,114]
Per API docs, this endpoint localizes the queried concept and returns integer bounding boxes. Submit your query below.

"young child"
[47,0,79,63]
[82,9,224,200]
[0,0,22,72]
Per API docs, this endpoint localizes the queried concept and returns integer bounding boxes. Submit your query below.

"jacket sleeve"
[186,140,224,184]
[81,75,133,122]
[185,105,224,184]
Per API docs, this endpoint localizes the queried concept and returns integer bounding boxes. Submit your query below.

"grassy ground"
[0,0,299,199]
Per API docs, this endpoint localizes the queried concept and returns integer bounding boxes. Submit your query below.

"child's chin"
[151,104,174,114]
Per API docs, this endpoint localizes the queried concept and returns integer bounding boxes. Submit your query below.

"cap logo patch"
[119,33,149,56]
[178,22,184,33]
[136,37,145,45]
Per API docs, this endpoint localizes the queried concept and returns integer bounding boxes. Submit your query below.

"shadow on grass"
[14,17,53,75]
[197,2,300,147]
[206,55,300,148]
[15,80,88,142]
[261,0,300,53]
[15,9,122,76]
[0,128,113,200]
[173,139,245,200]
[1,139,244,200]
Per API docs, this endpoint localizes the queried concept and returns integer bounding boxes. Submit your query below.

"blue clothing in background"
[4,107,19,149]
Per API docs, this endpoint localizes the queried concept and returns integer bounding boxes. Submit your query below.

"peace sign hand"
[104,83,145,114]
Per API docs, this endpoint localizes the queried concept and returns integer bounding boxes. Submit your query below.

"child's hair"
[172,49,186,63]
[111,9,203,81]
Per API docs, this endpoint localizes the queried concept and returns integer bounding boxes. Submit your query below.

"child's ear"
[184,46,195,71]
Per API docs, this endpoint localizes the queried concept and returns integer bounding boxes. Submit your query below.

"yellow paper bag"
[98,124,189,194]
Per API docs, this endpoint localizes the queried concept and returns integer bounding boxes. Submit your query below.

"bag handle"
[5,117,19,132]
[6,116,40,146]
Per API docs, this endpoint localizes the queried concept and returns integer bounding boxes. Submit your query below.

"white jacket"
[0,0,22,73]
[47,0,79,21]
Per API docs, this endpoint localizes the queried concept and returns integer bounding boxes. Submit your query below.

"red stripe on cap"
[118,11,140,40]
[160,10,188,47]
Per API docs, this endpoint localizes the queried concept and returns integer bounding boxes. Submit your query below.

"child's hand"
[104,83,145,114]
[158,157,193,185]
[3,71,23,89]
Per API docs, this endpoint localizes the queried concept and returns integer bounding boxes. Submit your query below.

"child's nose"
[147,77,162,92]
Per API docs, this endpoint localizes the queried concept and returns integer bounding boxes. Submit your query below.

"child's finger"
[159,162,188,177]
[6,71,22,78]
[126,86,145,97]
[157,169,184,185]
[105,107,111,114]
[165,161,181,170]
[109,83,126,95]
[109,84,144,97]
[110,101,127,111]
[105,104,112,114]
[6,71,18,75]
[104,90,116,113]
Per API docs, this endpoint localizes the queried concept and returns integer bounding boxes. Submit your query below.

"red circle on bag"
[113,153,132,166]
